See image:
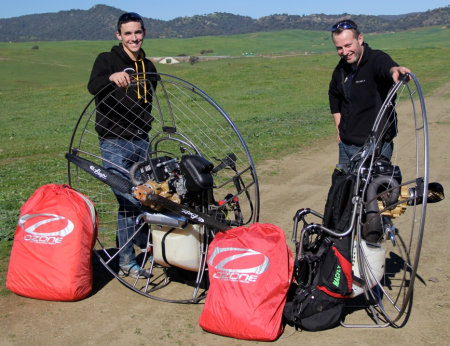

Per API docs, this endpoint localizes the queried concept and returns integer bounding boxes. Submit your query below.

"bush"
[189,56,199,65]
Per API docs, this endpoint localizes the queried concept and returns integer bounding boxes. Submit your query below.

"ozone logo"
[19,214,74,244]
[208,247,269,283]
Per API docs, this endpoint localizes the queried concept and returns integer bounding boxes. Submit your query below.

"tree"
[189,56,199,65]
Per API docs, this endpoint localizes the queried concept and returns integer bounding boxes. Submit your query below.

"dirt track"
[1,89,449,346]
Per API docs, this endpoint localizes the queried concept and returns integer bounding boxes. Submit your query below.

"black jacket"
[328,43,398,146]
[88,44,158,139]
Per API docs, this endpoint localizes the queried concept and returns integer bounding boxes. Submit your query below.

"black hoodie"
[328,43,398,146]
[88,44,158,139]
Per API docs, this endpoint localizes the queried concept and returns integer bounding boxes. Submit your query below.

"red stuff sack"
[6,184,98,301]
[199,223,294,341]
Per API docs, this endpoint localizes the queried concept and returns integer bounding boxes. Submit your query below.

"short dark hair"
[117,12,146,34]
[331,20,360,39]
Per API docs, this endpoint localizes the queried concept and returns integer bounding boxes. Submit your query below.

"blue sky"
[1,0,449,20]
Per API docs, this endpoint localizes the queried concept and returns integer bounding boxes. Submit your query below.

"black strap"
[352,274,365,287]
[161,228,176,267]
[212,153,237,173]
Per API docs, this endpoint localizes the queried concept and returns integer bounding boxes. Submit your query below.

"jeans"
[100,138,149,266]
[338,141,393,169]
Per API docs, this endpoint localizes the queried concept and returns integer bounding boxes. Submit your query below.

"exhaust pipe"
[364,176,400,242]
[137,212,187,229]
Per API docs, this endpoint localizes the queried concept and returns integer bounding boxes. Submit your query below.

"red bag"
[6,184,98,301]
[199,223,293,341]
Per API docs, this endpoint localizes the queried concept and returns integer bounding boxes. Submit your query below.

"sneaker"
[119,263,145,279]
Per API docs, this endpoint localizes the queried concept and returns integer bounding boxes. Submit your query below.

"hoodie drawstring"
[134,59,147,103]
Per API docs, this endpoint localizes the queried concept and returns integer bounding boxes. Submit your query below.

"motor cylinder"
[363,175,400,242]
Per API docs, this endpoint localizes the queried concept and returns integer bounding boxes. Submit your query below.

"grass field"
[1,26,450,294]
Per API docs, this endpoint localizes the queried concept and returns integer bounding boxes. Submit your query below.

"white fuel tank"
[151,224,202,272]
[351,240,386,297]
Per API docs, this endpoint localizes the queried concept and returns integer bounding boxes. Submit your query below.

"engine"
[130,155,214,211]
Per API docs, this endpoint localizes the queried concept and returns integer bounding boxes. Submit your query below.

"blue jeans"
[100,138,149,266]
[338,141,393,169]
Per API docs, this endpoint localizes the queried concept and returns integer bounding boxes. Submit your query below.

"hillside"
[0,4,449,42]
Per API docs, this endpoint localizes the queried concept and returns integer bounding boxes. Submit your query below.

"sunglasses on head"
[118,12,142,21]
[117,12,143,30]
[331,21,358,32]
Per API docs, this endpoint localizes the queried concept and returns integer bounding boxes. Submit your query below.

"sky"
[1,0,449,20]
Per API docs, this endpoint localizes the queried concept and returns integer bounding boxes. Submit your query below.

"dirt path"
[1,91,449,346]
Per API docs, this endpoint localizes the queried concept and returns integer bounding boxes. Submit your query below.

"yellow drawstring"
[134,61,140,100]
[141,59,147,103]
[133,58,148,103]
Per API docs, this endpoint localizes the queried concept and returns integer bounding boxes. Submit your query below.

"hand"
[390,66,411,83]
[109,71,131,88]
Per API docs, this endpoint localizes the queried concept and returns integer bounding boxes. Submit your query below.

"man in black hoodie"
[328,20,410,169]
[88,12,157,278]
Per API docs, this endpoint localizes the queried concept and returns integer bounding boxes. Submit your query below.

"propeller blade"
[147,194,232,231]
[65,153,133,194]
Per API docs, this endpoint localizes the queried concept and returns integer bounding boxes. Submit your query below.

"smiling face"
[332,29,364,66]
[116,21,146,60]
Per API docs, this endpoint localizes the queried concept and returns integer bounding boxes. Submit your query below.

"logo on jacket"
[208,247,270,283]
[19,214,74,244]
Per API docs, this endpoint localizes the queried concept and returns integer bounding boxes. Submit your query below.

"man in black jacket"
[328,20,410,168]
[88,12,157,278]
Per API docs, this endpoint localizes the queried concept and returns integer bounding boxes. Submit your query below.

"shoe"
[119,263,145,279]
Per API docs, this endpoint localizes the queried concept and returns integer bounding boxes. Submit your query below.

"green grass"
[364,26,450,51]
[0,85,89,158]
[1,27,450,294]
[1,25,449,91]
